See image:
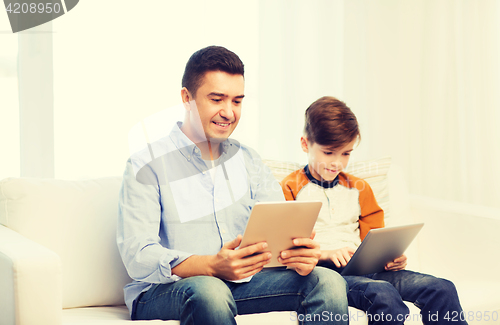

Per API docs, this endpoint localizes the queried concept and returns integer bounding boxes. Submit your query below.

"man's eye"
[343,152,351,156]
[323,152,332,155]
[234,100,241,105]
[211,99,222,102]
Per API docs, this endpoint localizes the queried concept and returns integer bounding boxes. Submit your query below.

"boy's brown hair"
[304,96,360,149]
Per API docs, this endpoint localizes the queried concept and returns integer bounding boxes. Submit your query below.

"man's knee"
[312,266,349,295]
[183,276,237,315]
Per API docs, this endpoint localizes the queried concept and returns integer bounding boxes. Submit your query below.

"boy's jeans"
[344,270,467,325]
[133,266,349,325]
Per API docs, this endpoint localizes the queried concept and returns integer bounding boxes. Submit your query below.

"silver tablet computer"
[341,223,424,276]
[239,201,322,267]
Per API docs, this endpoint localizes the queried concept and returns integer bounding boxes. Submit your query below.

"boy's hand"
[278,231,321,276]
[385,254,407,271]
[320,247,356,268]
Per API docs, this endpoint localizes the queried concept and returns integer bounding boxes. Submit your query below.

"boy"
[281,96,467,325]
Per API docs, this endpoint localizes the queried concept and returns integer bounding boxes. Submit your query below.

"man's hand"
[277,231,321,276]
[319,247,356,268]
[209,235,272,281]
[385,254,407,271]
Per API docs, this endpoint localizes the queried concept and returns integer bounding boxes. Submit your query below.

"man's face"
[186,71,244,144]
[301,137,357,182]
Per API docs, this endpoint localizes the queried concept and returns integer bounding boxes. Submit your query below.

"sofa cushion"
[263,156,392,220]
[0,177,131,308]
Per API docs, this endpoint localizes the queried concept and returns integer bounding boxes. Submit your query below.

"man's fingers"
[291,237,319,249]
[224,235,242,250]
[238,259,271,278]
[278,256,316,266]
[242,251,272,267]
[235,241,269,259]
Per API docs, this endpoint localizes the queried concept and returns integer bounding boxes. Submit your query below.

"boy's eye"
[343,152,351,156]
[211,98,222,102]
[323,151,332,155]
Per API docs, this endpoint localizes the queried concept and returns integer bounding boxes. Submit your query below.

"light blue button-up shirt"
[117,122,284,315]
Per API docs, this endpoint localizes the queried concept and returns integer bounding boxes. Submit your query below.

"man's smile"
[212,121,232,128]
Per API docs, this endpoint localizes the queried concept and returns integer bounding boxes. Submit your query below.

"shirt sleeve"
[117,159,192,284]
[357,180,385,240]
[280,169,309,201]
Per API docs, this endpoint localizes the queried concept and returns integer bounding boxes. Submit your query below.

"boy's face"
[301,137,357,182]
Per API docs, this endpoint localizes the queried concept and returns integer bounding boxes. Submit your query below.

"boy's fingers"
[394,254,407,263]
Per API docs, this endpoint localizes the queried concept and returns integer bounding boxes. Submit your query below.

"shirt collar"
[304,165,340,188]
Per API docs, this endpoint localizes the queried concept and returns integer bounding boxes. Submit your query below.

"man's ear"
[181,87,192,111]
[300,136,309,153]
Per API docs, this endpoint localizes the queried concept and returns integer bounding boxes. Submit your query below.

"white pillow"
[263,157,392,220]
[0,177,131,309]
[344,156,392,221]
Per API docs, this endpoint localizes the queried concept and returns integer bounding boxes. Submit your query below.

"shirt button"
[221,228,226,234]
[194,148,199,153]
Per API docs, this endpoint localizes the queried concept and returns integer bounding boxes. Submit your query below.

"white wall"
[52,0,260,179]
[0,13,20,180]
[2,0,500,209]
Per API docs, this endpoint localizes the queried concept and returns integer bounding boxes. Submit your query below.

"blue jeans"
[133,266,348,325]
[343,270,467,325]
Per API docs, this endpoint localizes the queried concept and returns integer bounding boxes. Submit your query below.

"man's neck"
[196,140,221,161]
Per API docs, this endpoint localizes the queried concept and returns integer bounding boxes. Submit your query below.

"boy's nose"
[330,160,342,169]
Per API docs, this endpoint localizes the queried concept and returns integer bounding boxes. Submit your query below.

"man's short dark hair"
[182,46,245,98]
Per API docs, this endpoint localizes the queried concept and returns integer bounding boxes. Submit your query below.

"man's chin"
[206,136,228,144]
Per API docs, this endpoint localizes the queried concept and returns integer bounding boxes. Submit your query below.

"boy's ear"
[300,137,309,153]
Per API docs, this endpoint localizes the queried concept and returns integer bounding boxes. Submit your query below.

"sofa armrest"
[410,195,500,283]
[0,225,62,325]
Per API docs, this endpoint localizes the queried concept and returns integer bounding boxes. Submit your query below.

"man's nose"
[219,103,234,120]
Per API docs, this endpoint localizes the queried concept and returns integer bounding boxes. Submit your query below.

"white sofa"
[1,157,499,325]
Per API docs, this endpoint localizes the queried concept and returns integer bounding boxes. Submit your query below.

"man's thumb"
[224,234,242,250]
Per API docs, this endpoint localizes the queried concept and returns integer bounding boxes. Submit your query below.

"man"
[117,46,348,324]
